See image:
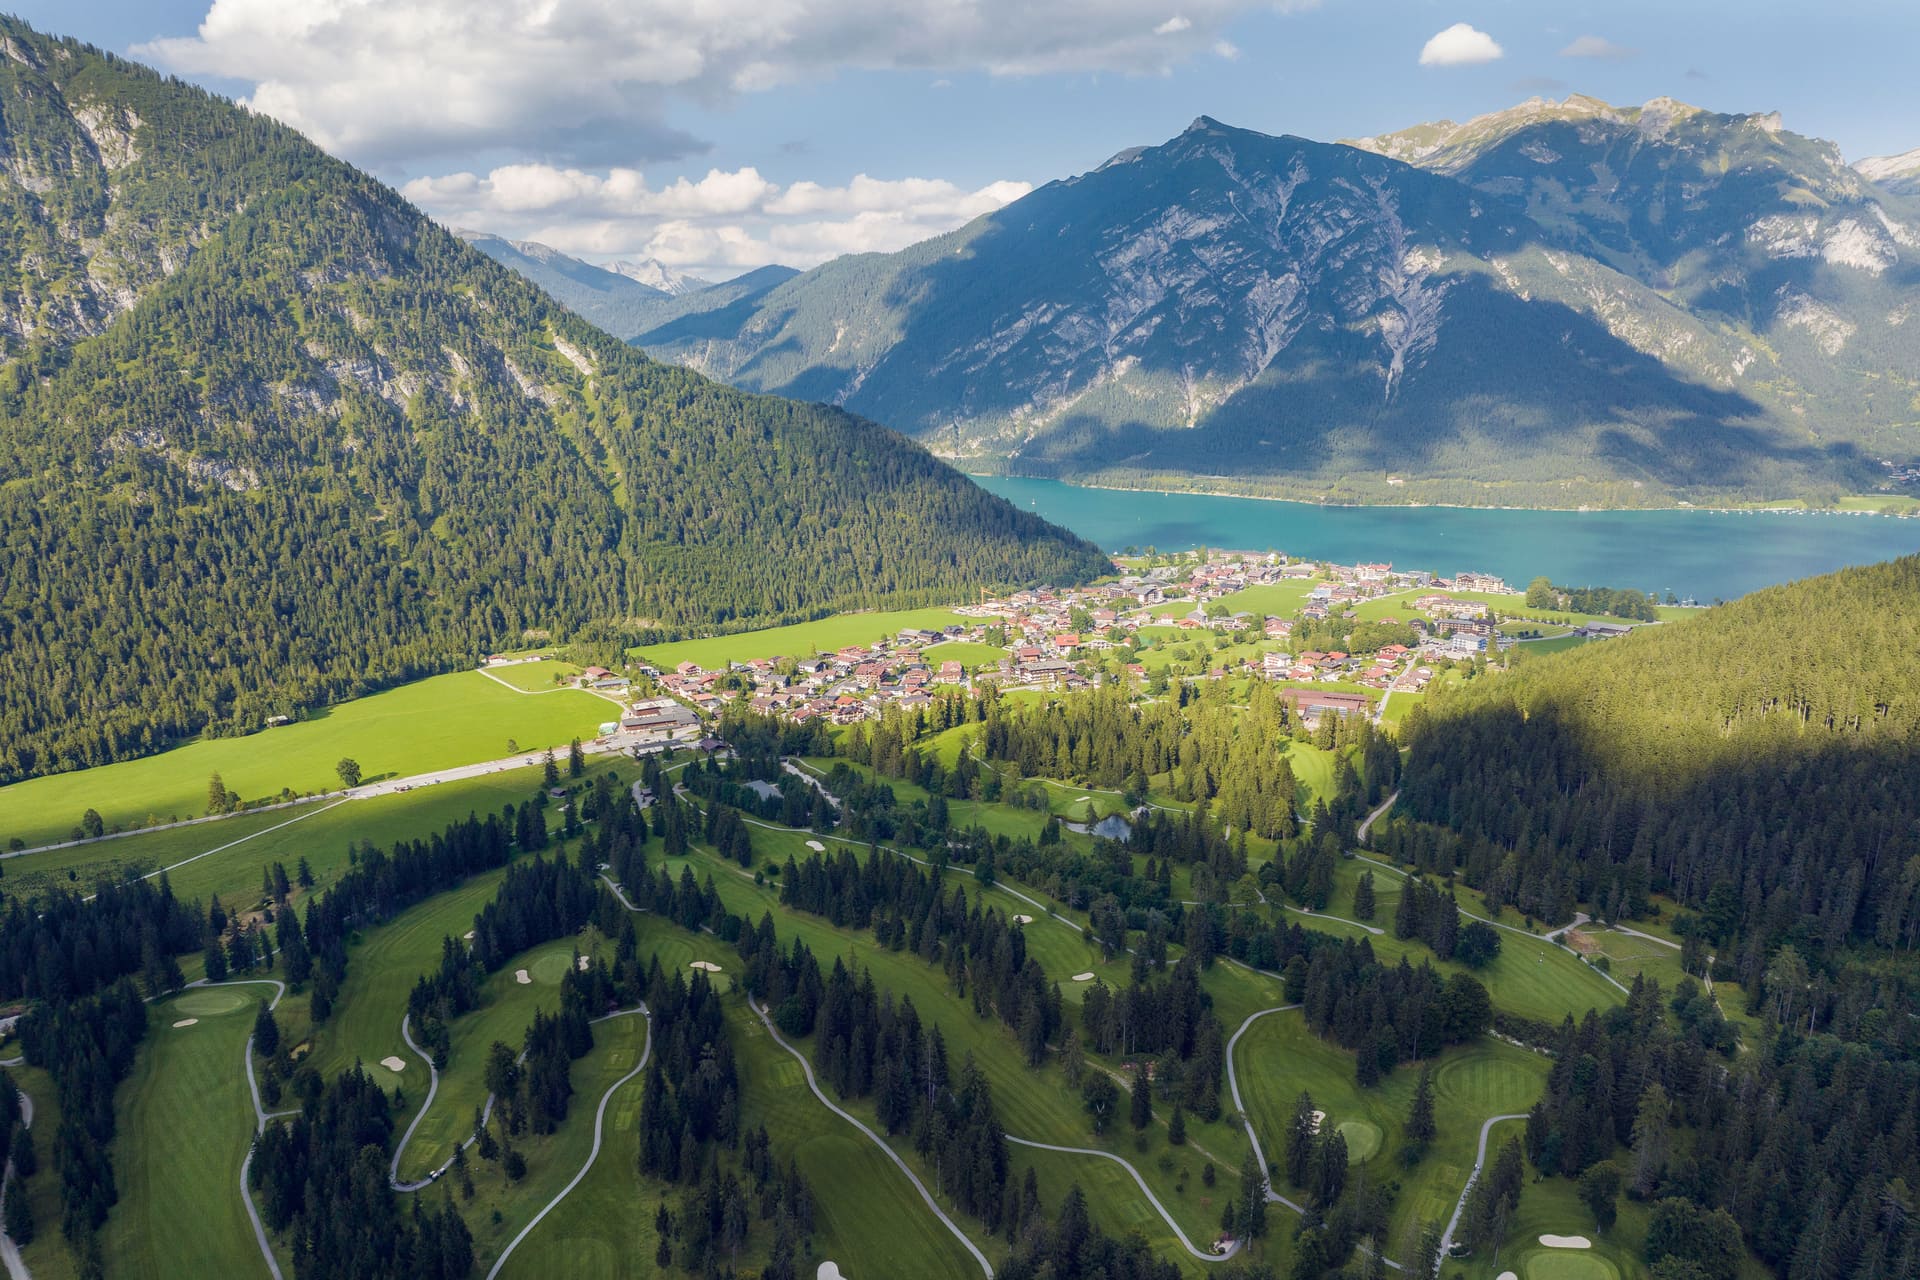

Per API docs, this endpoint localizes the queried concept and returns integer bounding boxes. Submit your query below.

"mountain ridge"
[620,99,1920,510]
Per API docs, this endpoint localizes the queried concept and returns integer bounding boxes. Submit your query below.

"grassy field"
[480,659,585,691]
[2,756,630,931]
[922,641,1010,671]
[102,984,273,1279]
[1233,1009,1548,1262]
[632,607,971,670]
[0,670,614,848]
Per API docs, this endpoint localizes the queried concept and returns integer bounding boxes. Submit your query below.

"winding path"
[0,1093,34,1280]
[1357,791,1398,846]
[485,1007,651,1280]
[750,998,996,1278]
[1003,1135,1237,1261]
[1349,853,1630,996]
[1438,1113,1528,1260]
[190,977,293,1280]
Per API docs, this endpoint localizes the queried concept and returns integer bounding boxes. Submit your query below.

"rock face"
[1858,148,1920,198]
[633,100,1920,508]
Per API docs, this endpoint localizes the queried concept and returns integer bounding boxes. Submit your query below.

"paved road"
[486,1007,651,1280]
[1003,1134,1238,1261]
[750,997,995,1278]
[0,1093,33,1280]
[1357,791,1399,846]
[1438,1113,1529,1260]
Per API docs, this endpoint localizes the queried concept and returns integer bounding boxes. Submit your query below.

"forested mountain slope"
[0,19,1109,783]
[635,102,1920,508]
[1394,554,1920,1016]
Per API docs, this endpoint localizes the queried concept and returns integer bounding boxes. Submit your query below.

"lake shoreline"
[966,474,1920,520]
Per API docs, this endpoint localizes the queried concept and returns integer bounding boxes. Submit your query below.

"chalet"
[581,665,612,680]
[1576,621,1636,639]
[936,661,965,684]
[1260,651,1292,678]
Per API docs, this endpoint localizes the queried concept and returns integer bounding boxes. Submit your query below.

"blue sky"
[21,0,1920,278]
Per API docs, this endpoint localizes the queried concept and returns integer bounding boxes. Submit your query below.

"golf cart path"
[189,977,291,1280]
[486,1007,651,1280]
[1349,853,1630,996]
[1003,1134,1238,1261]
[1439,1113,1529,1259]
[1357,791,1399,846]
[750,998,995,1278]
[0,1092,33,1280]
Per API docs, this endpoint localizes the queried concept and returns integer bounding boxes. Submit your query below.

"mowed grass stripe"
[103,989,269,1279]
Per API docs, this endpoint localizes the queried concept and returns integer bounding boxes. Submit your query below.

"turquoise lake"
[976,476,1920,603]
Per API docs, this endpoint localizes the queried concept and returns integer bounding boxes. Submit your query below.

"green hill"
[0,19,1109,783]
[1395,553,1920,970]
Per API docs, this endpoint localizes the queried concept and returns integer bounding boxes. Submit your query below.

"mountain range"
[0,19,1107,782]
[456,230,718,337]
[593,97,1920,509]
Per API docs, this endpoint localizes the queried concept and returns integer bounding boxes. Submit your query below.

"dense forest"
[1395,554,1920,1043]
[0,17,1107,784]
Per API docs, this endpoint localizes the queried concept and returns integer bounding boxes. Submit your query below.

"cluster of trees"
[1076,960,1228,1120]
[0,874,201,1002]
[1453,1135,1527,1262]
[1390,876,1502,968]
[1523,577,1661,621]
[777,845,1065,1063]
[1517,973,1920,1279]
[1398,555,1920,1049]
[482,968,602,1141]
[637,967,740,1185]
[249,1067,473,1279]
[1278,933,1492,1085]
[16,981,148,1259]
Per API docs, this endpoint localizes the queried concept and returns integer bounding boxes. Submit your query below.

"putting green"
[1334,1119,1381,1161]
[529,950,575,985]
[170,987,252,1018]
[1522,1250,1618,1280]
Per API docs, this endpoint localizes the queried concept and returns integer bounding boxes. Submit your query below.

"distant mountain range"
[455,230,716,337]
[0,18,1107,780]
[564,97,1920,509]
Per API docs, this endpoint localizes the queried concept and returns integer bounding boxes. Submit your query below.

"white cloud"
[1560,34,1636,61]
[141,0,1284,165]
[405,163,1032,276]
[1212,40,1241,60]
[1418,23,1504,67]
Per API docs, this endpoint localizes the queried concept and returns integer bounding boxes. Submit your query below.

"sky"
[23,0,1920,280]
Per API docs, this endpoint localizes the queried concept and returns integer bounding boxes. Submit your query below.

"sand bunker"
[817,1264,845,1280]
[690,960,723,973]
[1072,972,1095,982]
[515,969,532,984]
[806,840,826,852]
[1497,1272,1517,1280]
[171,1018,199,1028]
[380,1056,407,1072]
[1539,1235,1593,1249]
[577,956,591,971]
[1075,796,1090,803]
[1308,1109,1327,1134]
[463,931,475,940]
[1012,914,1034,925]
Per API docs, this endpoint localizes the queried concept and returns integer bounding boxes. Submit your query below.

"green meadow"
[0,670,613,848]
[632,607,971,670]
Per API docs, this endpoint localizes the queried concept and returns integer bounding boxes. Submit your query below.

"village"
[497,549,1652,744]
